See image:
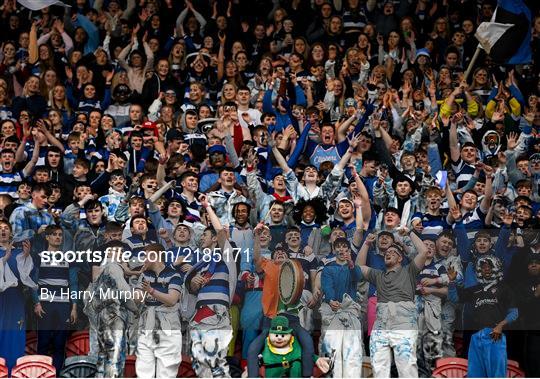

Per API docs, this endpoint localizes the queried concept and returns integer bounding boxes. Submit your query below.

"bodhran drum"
[279,260,305,305]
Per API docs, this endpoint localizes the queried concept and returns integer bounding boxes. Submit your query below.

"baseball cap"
[415,48,431,60]
[378,230,395,239]
[208,145,227,156]
[387,243,405,257]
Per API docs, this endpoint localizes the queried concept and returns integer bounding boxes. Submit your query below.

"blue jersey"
[309,144,341,169]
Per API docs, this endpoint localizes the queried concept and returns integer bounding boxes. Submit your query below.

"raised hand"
[364,233,376,246]
[482,164,494,176]
[491,111,504,123]
[218,31,226,46]
[347,133,362,150]
[244,148,258,167]
[502,211,514,226]
[450,205,462,221]
[198,194,209,209]
[254,221,265,236]
[506,131,519,150]
[65,66,73,81]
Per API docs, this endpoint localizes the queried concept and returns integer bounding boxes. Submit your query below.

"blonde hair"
[22,76,40,97]
[48,84,72,117]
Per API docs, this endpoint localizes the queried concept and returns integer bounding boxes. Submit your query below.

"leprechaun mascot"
[260,316,331,377]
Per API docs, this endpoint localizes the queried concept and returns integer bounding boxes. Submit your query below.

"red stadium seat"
[11,355,56,378]
[25,331,37,355]
[432,357,468,378]
[177,355,196,377]
[124,355,137,378]
[435,357,468,368]
[66,330,90,357]
[0,357,7,378]
[507,360,525,378]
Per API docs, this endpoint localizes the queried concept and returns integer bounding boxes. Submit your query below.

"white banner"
[17,0,70,11]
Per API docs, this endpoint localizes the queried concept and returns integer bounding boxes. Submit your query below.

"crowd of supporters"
[0,0,539,377]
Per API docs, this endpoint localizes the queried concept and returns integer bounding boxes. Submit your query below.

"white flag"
[475,21,513,54]
[17,0,70,11]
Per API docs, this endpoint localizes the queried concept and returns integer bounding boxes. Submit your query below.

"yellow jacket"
[485,98,521,120]
[439,98,479,118]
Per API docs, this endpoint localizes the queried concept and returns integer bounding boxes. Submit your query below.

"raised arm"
[29,22,39,64]
[117,41,133,71]
[479,164,494,213]
[352,196,365,248]
[445,182,458,225]
[253,222,265,273]
[356,233,376,278]
[217,33,226,82]
[411,230,429,269]
[449,114,460,163]
[336,114,357,143]
[269,135,292,174]
[199,194,227,250]
[38,122,65,153]
[351,166,372,230]
[22,142,40,177]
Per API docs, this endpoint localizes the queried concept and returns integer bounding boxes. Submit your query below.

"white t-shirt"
[237,108,262,129]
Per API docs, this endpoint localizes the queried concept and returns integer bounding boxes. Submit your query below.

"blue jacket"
[321,260,363,302]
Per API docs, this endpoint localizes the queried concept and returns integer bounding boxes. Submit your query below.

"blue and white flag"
[436,170,447,190]
[475,0,531,64]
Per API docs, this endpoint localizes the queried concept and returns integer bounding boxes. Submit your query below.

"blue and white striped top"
[139,265,183,307]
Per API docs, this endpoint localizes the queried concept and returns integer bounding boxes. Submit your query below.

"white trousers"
[190,327,233,378]
[135,330,182,378]
[322,329,363,377]
[319,297,363,378]
[370,329,418,378]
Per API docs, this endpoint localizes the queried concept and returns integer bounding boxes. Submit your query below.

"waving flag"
[474,0,531,64]
[17,0,70,11]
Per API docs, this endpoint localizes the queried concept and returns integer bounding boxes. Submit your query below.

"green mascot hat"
[269,316,293,334]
